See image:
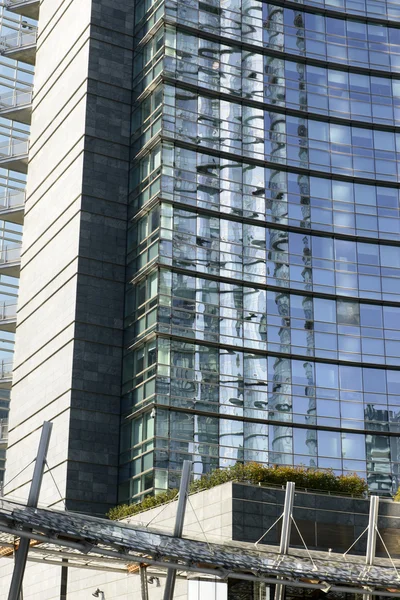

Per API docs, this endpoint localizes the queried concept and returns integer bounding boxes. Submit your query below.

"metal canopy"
[0,497,400,597]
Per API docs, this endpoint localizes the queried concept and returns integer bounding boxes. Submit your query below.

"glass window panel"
[360,304,383,327]
[316,363,338,389]
[381,245,400,268]
[363,368,387,394]
[340,365,362,390]
[314,297,335,323]
[318,430,341,457]
[387,370,400,394]
[337,300,360,325]
[342,432,366,460]
[375,130,394,152]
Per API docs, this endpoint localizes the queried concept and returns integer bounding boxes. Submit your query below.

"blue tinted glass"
[339,365,362,390]
[363,368,387,393]
[316,363,338,388]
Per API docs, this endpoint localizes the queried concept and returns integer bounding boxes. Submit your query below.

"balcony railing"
[0,189,25,225]
[0,88,33,124]
[4,0,39,20]
[0,28,37,65]
[0,246,22,277]
[0,189,25,211]
[7,0,37,6]
[0,89,32,110]
[0,418,8,443]
[0,138,29,174]
[0,360,12,382]
[0,138,29,158]
[0,246,21,264]
[0,28,37,51]
[0,302,17,321]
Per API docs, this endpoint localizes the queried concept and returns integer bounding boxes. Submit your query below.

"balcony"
[0,189,25,224]
[0,28,37,65]
[5,0,39,20]
[0,246,21,278]
[0,361,12,389]
[0,303,17,333]
[0,88,32,125]
[0,138,29,174]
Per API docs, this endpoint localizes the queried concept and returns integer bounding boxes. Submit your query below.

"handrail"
[0,28,37,53]
[0,88,32,110]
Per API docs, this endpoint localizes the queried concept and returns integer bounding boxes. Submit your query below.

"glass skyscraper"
[119,0,400,504]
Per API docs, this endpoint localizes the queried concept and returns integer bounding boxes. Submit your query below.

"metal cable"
[187,497,214,555]
[342,526,369,558]
[45,460,66,509]
[145,492,179,528]
[376,527,400,580]
[291,515,317,570]
[254,514,283,546]
[3,459,35,490]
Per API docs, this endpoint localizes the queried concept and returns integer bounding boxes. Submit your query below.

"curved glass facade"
[120,0,400,502]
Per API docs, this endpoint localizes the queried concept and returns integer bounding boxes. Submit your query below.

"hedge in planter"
[108,463,367,521]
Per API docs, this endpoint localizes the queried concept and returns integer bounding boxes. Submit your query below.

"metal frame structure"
[0,487,400,597]
[0,443,399,600]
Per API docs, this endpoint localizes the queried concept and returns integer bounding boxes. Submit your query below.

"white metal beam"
[163,460,192,600]
[275,482,295,600]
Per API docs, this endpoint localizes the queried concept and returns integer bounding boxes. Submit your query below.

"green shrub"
[108,463,368,521]
[394,487,400,502]
[107,488,178,521]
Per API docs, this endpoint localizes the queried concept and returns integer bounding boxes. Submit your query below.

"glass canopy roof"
[1,497,400,597]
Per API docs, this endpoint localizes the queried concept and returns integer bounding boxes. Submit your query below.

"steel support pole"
[365,495,379,600]
[140,565,149,600]
[7,421,53,600]
[163,460,192,600]
[366,495,379,566]
[275,482,295,600]
[279,482,295,554]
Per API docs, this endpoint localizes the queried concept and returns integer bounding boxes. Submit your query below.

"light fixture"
[148,576,161,587]
[92,590,105,599]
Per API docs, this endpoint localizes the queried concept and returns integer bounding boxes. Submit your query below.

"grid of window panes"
[301,0,400,21]
[121,0,400,502]
[0,6,35,488]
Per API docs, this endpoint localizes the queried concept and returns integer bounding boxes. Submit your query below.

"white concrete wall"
[0,561,62,600]
[5,0,132,519]
[0,0,132,591]
[5,0,91,507]
[2,33,91,600]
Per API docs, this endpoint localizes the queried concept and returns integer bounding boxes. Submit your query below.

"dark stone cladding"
[232,483,400,557]
[67,0,134,516]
